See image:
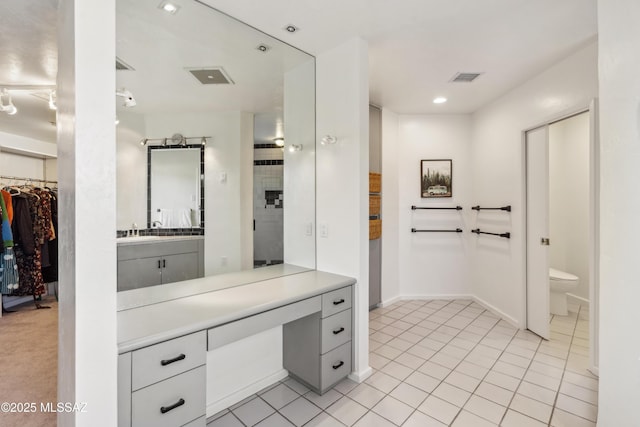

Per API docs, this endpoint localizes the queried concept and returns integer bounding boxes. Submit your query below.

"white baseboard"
[380,296,402,307]
[381,293,520,329]
[567,293,590,306]
[348,366,373,383]
[382,294,473,307]
[472,295,521,329]
[206,369,288,417]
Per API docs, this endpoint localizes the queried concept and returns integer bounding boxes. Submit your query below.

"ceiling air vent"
[450,72,482,83]
[116,57,135,71]
[187,67,234,85]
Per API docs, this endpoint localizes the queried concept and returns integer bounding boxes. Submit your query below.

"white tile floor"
[207,299,597,426]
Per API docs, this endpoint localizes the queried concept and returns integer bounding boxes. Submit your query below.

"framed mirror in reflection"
[148,144,204,230]
[115,0,316,298]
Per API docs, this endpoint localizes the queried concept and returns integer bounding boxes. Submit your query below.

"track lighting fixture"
[289,144,303,152]
[138,136,210,147]
[274,137,284,147]
[0,89,17,115]
[116,88,137,107]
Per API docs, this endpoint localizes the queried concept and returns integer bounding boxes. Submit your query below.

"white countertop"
[116,235,204,246]
[117,269,356,354]
[117,264,311,311]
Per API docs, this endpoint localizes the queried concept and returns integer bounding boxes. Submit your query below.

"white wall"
[57,0,118,424]
[549,112,590,300]
[283,59,316,269]
[597,0,640,424]
[116,111,146,230]
[316,38,371,381]
[470,41,598,325]
[396,115,472,299]
[380,109,400,303]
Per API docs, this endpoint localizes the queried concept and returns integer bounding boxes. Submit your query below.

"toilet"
[549,268,579,316]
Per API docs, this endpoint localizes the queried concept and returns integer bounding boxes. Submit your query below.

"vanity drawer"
[320,342,351,393]
[132,331,206,391]
[131,366,205,427]
[321,309,352,354]
[321,286,352,318]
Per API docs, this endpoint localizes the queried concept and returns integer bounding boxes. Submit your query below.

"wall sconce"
[116,88,137,107]
[288,144,303,152]
[320,135,337,145]
[273,137,284,147]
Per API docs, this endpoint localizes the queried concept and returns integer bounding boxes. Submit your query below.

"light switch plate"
[305,222,313,236]
[319,223,328,238]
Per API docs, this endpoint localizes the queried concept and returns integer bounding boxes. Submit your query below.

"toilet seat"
[549,268,578,282]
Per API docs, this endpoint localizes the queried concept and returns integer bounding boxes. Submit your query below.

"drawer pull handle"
[158,260,161,269]
[332,361,344,370]
[333,299,345,306]
[160,354,186,366]
[160,398,185,414]
[332,327,345,335]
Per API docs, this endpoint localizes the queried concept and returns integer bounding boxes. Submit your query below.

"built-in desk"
[117,269,356,427]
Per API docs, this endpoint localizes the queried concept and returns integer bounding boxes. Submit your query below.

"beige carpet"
[0,296,58,427]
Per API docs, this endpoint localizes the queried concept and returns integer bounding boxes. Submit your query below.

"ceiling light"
[115,117,120,125]
[433,97,447,104]
[0,89,17,115]
[201,137,207,146]
[116,88,137,107]
[162,138,168,146]
[48,90,57,110]
[158,1,180,14]
[289,144,303,152]
[284,25,299,33]
[140,138,148,146]
[257,44,270,53]
[274,137,284,147]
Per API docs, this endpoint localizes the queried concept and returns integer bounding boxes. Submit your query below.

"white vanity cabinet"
[117,271,356,427]
[119,332,207,427]
[283,286,353,394]
[117,238,204,292]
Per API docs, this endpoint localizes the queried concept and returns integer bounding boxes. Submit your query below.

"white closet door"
[526,126,550,340]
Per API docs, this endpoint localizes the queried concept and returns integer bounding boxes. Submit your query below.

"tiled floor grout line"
[387,299,490,426]
[496,327,545,426]
[210,300,597,427]
[547,304,594,426]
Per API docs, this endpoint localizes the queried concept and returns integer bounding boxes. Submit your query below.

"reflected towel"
[159,208,192,228]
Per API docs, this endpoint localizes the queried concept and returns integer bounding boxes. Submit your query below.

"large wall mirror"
[115,0,316,298]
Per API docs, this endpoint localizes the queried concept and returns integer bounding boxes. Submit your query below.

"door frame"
[520,99,599,375]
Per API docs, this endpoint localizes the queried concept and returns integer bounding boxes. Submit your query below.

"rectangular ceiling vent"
[450,72,482,83]
[187,67,235,85]
[116,57,135,71]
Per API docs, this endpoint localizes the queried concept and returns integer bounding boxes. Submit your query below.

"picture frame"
[420,159,452,198]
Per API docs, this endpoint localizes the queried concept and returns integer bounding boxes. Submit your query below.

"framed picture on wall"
[420,159,452,198]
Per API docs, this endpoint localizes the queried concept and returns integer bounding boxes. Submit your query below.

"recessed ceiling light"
[158,1,180,14]
[257,44,270,53]
[433,97,447,104]
[284,25,299,33]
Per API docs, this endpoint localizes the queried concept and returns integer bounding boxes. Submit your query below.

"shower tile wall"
[254,146,284,266]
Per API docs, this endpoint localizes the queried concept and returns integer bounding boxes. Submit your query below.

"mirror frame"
[146,144,205,232]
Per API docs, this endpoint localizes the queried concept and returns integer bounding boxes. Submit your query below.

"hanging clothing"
[0,193,19,294]
[42,190,58,283]
[1,190,13,225]
[11,192,46,297]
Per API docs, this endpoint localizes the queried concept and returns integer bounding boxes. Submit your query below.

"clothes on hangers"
[0,193,19,294]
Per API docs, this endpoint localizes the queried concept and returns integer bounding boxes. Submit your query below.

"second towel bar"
[471,229,511,239]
